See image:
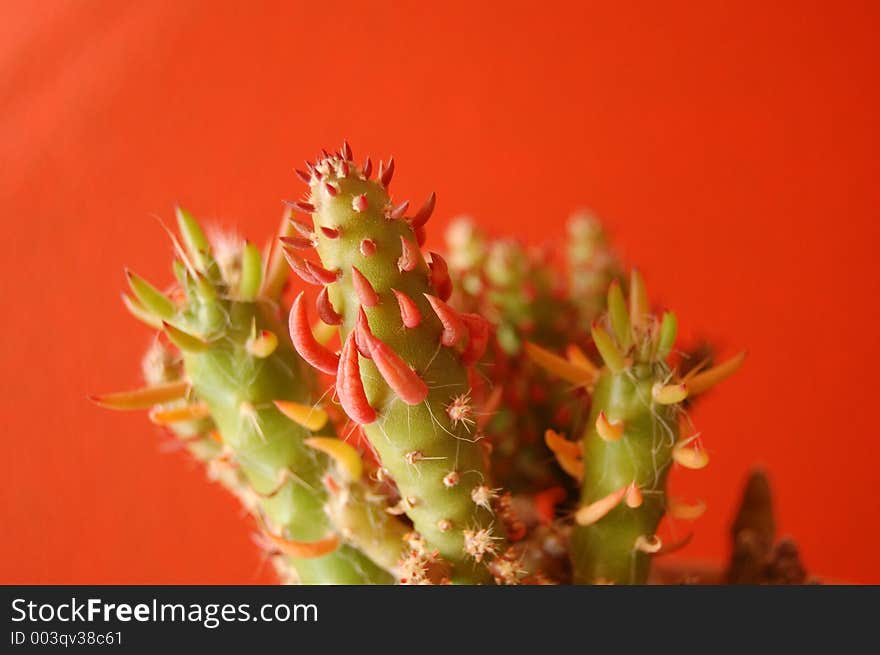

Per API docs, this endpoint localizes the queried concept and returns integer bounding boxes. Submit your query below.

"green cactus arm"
[284,144,515,584]
[566,271,744,584]
[96,212,409,584]
[527,270,745,583]
[138,340,262,516]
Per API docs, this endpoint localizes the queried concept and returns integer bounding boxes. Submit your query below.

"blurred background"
[2,1,878,583]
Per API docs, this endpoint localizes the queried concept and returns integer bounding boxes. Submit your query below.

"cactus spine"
[284,145,513,583]
[95,210,406,584]
[535,270,744,583]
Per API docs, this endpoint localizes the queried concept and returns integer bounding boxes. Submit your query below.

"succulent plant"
[529,270,745,583]
[91,143,765,586]
[281,144,523,584]
[93,209,410,584]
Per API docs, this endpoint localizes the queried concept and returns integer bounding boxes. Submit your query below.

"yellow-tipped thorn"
[625,482,643,508]
[274,400,328,432]
[575,485,628,526]
[564,343,599,376]
[591,322,626,373]
[162,321,210,353]
[685,351,747,396]
[175,205,212,271]
[260,211,295,300]
[595,411,624,442]
[121,293,163,329]
[652,382,688,405]
[629,269,649,330]
[304,437,363,482]
[634,534,662,553]
[525,342,597,386]
[655,311,677,359]
[667,498,707,520]
[655,533,693,556]
[544,429,581,459]
[544,429,583,480]
[149,402,211,425]
[672,435,709,470]
[239,240,263,301]
[247,329,278,358]
[606,279,632,350]
[263,529,341,559]
[89,380,190,410]
[125,269,176,320]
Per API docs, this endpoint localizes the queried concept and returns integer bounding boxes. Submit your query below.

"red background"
[2,1,878,583]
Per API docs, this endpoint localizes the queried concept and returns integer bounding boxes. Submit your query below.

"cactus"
[530,269,745,583]
[282,144,519,584]
[88,143,775,586]
[93,210,409,584]
[140,339,261,515]
[444,218,590,494]
[567,211,621,329]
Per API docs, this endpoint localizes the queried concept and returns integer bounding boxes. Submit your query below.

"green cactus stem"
[530,270,744,584]
[284,143,516,584]
[94,210,403,584]
[140,340,261,513]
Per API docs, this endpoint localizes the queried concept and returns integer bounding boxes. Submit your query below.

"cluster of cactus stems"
[95,142,750,585]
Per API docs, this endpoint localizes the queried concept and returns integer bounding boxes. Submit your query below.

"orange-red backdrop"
[2,0,878,583]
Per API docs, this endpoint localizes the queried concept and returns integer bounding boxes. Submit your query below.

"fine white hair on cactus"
[207,226,245,288]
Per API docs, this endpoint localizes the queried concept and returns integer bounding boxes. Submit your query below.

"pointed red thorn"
[287,200,315,213]
[460,313,489,366]
[359,238,376,256]
[354,307,373,359]
[289,292,339,374]
[282,249,320,286]
[389,200,409,219]
[305,260,341,285]
[424,294,465,347]
[320,226,340,239]
[294,169,312,184]
[410,192,436,229]
[356,311,428,405]
[316,287,343,326]
[429,252,452,301]
[351,266,379,307]
[336,333,376,424]
[341,140,353,161]
[379,156,395,187]
[279,236,313,250]
[321,148,331,159]
[339,159,349,177]
[288,218,313,238]
[414,225,427,247]
[398,236,419,272]
[324,182,338,197]
[392,289,422,328]
[304,160,315,172]
[362,157,372,179]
